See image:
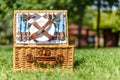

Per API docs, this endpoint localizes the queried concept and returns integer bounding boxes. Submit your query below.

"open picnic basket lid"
[13,10,69,46]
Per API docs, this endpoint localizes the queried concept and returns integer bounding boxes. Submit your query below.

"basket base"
[13,45,74,71]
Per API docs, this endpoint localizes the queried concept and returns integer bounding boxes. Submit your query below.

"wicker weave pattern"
[13,46,74,71]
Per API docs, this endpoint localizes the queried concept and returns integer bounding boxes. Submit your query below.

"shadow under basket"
[13,45,74,71]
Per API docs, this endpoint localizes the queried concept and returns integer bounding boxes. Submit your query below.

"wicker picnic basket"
[13,10,74,71]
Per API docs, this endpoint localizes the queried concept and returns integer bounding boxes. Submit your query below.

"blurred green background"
[0,0,120,48]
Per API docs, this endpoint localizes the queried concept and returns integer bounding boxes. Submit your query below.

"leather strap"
[34,56,56,61]
[27,14,31,20]
[26,54,64,63]
[53,36,65,41]
[48,14,52,19]
[55,32,64,35]
[30,20,53,40]
[17,37,22,41]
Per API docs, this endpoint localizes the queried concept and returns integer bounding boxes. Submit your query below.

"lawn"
[0,46,120,80]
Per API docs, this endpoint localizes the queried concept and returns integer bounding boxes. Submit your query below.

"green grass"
[0,46,120,80]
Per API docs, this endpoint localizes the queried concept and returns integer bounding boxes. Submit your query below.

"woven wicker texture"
[13,46,74,71]
[13,10,74,71]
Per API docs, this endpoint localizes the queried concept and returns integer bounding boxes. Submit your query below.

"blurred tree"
[68,0,119,48]
[83,6,96,28]
[93,9,120,47]
[82,0,120,48]
[0,0,119,46]
[70,0,94,48]
[102,11,120,47]
[93,10,120,33]
[0,0,15,44]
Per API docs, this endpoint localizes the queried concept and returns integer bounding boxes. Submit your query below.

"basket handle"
[26,54,64,64]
